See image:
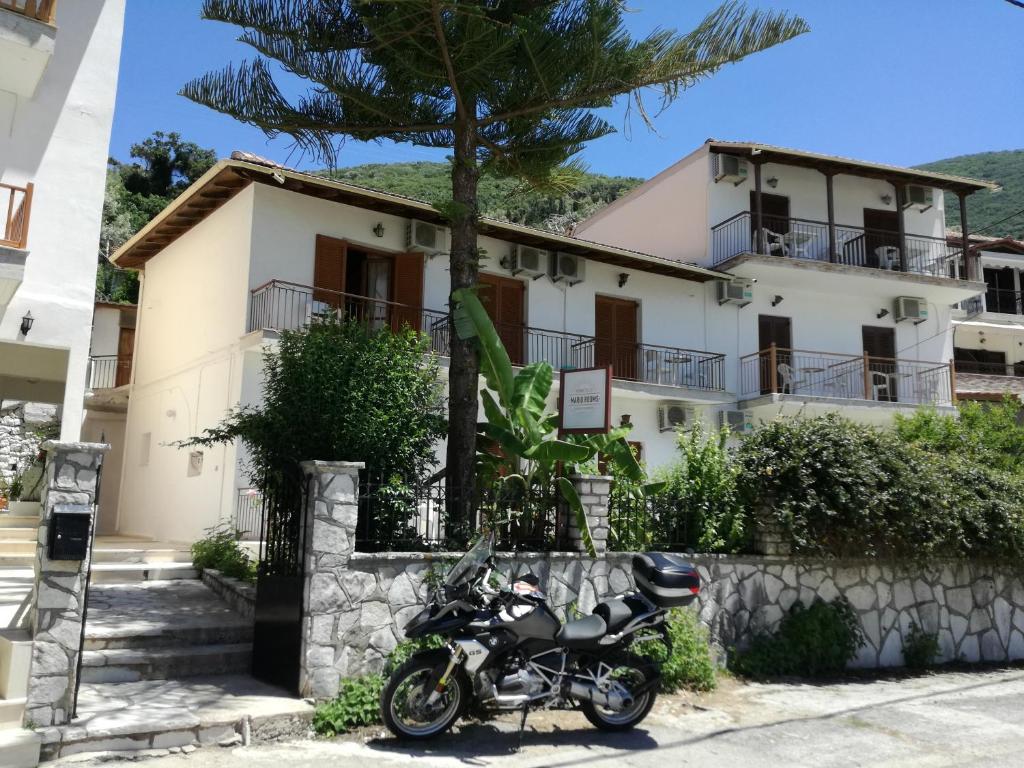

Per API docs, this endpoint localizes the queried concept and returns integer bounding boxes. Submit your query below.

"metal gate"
[252,469,309,693]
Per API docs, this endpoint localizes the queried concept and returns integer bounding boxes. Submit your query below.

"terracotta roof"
[111,155,731,283]
[945,232,1024,255]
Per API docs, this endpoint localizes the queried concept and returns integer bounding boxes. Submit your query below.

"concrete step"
[0,697,25,729]
[0,517,37,529]
[0,530,33,542]
[0,542,34,557]
[85,622,253,652]
[0,728,40,768]
[79,643,253,684]
[88,562,198,583]
[91,547,192,564]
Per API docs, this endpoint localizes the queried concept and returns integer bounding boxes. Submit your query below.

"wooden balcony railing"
[0,0,56,23]
[249,279,727,392]
[1,182,32,249]
[740,345,954,406]
[711,211,964,279]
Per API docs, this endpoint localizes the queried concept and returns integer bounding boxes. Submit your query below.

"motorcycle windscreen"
[444,531,496,587]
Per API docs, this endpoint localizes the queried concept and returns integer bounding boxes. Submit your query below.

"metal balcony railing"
[740,345,954,406]
[87,355,131,389]
[711,211,964,279]
[249,280,727,392]
[953,359,1024,379]
[0,0,56,23]
[1,183,32,249]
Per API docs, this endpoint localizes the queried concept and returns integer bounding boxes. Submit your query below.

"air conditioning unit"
[713,154,749,186]
[551,252,585,285]
[902,184,934,212]
[658,402,696,433]
[719,409,754,435]
[894,296,928,323]
[717,278,754,307]
[406,220,446,254]
[505,245,549,279]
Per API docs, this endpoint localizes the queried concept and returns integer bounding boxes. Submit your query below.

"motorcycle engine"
[496,667,544,697]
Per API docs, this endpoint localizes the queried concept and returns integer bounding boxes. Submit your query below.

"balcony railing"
[249,280,727,392]
[711,212,963,279]
[1,182,32,249]
[87,355,131,389]
[0,0,56,23]
[235,488,262,541]
[740,346,953,406]
[953,359,1024,379]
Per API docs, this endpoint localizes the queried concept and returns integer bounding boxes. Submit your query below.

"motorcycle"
[380,531,701,739]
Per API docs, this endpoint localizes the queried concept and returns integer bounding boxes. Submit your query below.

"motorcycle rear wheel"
[580,654,658,732]
[381,649,468,740]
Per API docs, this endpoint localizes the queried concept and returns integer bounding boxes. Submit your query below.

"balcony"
[87,355,131,390]
[0,2,56,97]
[249,280,727,393]
[961,287,1023,317]
[740,346,954,407]
[711,212,964,279]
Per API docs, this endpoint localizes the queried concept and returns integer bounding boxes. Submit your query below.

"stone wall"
[0,402,58,485]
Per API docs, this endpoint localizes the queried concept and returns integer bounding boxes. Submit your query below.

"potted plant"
[8,467,43,516]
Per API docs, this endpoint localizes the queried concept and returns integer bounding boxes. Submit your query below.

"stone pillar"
[754,514,792,557]
[298,460,363,700]
[569,474,612,555]
[24,441,109,727]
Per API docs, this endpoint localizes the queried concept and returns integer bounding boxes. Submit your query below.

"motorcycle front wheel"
[381,649,468,740]
[580,654,658,732]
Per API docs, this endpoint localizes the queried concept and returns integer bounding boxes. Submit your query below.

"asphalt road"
[58,666,1024,768]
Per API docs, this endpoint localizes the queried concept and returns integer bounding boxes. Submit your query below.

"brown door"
[758,315,792,393]
[391,252,425,332]
[314,235,347,308]
[862,209,900,269]
[116,327,135,388]
[595,296,638,380]
[750,192,791,237]
[479,273,526,365]
[862,325,897,401]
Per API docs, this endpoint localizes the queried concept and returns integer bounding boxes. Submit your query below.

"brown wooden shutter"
[479,274,525,365]
[595,296,637,379]
[314,235,346,307]
[391,252,425,332]
[116,327,135,388]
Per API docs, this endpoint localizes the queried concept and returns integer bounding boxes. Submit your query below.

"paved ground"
[53,665,1024,767]
[0,567,33,629]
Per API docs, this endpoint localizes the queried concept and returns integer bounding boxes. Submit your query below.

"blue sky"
[109,1,1023,179]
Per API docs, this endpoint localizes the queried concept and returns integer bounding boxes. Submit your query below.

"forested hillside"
[916,150,1024,239]
[319,162,643,233]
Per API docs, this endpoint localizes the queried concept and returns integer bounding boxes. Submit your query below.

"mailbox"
[48,511,92,561]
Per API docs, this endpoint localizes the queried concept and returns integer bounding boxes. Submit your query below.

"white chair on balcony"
[871,371,893,401]
[752,228,789,257]
[874,246,900,270]
[777,363,805,394]
[644,349,672,385]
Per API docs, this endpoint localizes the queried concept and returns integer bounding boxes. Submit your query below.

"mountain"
[915,150,1024,239]
[318,162,644,234]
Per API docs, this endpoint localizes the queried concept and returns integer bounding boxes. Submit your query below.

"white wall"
[0,0,126,439]
[90,305,122,357]
[80,409,125,534]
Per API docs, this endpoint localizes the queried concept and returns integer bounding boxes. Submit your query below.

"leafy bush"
[190,524,257,583]
[384,635,445,676]
[637,608,716,692]
[312,674,385,735]
[734,414,1024,560]
[902,621,940,669]
[732,599,863,678]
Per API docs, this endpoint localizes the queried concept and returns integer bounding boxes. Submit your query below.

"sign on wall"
[559,365,612,434]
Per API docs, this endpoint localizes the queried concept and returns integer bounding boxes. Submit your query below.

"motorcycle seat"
[556,614,608,648]
[593,595,651,634]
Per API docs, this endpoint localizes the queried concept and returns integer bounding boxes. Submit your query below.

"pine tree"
[182,0,808,529]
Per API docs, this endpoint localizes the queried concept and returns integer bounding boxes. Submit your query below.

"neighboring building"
[0,0,127,442]
[951,235,1024,402]
[107,143,994,544]
[576,140,993,426]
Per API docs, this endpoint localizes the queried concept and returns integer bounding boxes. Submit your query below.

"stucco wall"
[0,0,126,439]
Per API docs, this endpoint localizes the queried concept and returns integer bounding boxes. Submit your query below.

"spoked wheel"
[381,650,467,740]
[580,654,658,732]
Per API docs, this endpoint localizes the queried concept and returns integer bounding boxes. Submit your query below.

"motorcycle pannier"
[632,553,700,607]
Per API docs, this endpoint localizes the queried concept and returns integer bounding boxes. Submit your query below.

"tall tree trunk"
[446,118,481,544]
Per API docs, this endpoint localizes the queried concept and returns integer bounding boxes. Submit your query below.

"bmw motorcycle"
[380,532,701,739]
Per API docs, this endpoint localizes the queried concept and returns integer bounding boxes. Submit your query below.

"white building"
[107,144,993,544]
[951,235,1024,402]
[0,0,126,442]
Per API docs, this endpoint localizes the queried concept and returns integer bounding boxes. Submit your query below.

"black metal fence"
[607,493,696,553]
[356,472,569,553]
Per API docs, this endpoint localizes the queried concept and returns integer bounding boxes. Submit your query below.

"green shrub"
[190,524,257,583]
[312,675,385,735]
[732,598,863,678]
[638,608,716,692]
[384,635,445,676]
[902,621,940,669]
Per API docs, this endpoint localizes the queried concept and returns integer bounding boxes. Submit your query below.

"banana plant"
[452,288,664,556]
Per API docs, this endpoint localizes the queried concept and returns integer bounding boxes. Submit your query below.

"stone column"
[569,474,612,555]
[754,514,792,557]
[24,441,109,727]
[298,460,363,700]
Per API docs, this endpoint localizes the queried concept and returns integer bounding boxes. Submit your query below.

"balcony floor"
[740,392,958,425]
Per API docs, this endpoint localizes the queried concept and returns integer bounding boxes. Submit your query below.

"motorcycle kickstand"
[516,705,529,752]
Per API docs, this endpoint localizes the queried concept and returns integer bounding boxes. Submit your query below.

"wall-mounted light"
[771,295,784,307]
[19,311,33,336]
[876,308,890,319]
[617,273,630,288]
[766,176,779,189]
[620,414,632,427]
[372,222,385,238]
[880,194,893,206]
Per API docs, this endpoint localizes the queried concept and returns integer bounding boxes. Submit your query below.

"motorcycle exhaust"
[568,681,633,711]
